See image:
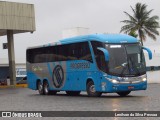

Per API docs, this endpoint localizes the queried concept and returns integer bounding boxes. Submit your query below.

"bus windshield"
[105,44,146,77]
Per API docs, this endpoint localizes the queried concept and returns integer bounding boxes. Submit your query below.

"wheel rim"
[90,85,95,93]
[44,83,49,94]
[38,83,43,92]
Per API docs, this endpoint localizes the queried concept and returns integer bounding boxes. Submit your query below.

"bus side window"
[91,41,107,72]
[56,45,68,61]
[68,43,78,60]
[45,46,55,62]
[78,42,92,62]
[33,48,41,63]
[96,50,107,72]
[27,49,33,63]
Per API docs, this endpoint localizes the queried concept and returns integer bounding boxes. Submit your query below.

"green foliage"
[129,30,138,38]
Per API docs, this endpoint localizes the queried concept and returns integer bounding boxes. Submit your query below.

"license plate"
[128,86,134,89]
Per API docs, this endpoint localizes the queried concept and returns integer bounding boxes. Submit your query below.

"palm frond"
[144,9,153,18]
[143,26,159,35]
[149,16,159,21]
[120,24,135,33]
[121,20,137,24]
[130,5,136,16]
[144,28,156,40]
[123,12,137,22]
[145,17,160,28]
[135,3,148,21]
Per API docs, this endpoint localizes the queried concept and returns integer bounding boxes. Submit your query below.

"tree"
[120,3,160,46]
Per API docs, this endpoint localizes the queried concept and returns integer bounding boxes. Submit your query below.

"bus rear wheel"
[43,81,50,95]
[43,81,57,95]
[117,91,131,97]
[87,81,102,97]
[37,81,44,95]
[66,91,81,96]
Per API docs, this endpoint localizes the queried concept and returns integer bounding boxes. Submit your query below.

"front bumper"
[102,81,147,93]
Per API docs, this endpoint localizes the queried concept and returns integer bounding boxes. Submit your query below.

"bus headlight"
[112,79,119,83]
[106,77,119,84]
[141,74,147,82]
[142,77,147,82]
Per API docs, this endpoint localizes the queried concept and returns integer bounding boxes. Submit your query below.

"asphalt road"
[0,84,159,120]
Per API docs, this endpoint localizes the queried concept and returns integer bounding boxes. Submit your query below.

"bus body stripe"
[47,63,52,78]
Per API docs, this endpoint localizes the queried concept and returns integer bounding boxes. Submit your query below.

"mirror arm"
[142,47,152,60]
[97,47,109,61]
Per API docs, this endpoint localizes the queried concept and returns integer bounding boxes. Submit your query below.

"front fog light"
[142,77,147,82]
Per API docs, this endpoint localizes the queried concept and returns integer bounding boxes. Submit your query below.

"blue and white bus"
[26,34,152,97]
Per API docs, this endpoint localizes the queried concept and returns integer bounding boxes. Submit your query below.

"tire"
[43,81,50,95]
[117,91,131,97]
[37,81,44,95]
[43,81,57,95]
[66,91,81,96]
[87,81,102,97]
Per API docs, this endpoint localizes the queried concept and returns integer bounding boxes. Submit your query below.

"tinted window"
[45,46,57,62]
[91,41,107,72]
[79,42,92,62]
[27,42,92,63]
[68,42,92,61]
[91,41,104,55]
[56,45,68,61]
[68,43,78,60]
[34,48,46,63]
[27,49,32,63]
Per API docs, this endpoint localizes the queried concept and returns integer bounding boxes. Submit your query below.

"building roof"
[0,1,35,36]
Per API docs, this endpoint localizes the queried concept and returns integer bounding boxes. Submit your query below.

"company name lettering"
[70,62,90,69]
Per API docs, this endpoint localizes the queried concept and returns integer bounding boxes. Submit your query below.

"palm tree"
[120,3,160,46]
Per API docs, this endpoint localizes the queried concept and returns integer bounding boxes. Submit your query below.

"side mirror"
[142,47,152,60]
[97,47,110,62]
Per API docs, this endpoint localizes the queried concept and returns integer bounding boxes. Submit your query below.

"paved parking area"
[0,84,159,119]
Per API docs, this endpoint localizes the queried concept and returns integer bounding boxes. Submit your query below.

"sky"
[0,0,160,62]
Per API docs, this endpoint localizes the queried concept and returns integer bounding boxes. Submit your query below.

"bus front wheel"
[37,81,44,95]
[117,91,131,97]
[87,81,102,97]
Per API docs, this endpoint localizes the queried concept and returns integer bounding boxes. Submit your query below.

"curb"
[0,84,28,88]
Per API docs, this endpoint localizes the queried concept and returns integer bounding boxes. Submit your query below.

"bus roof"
[60,34,139,44]
[27,34,139,49]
